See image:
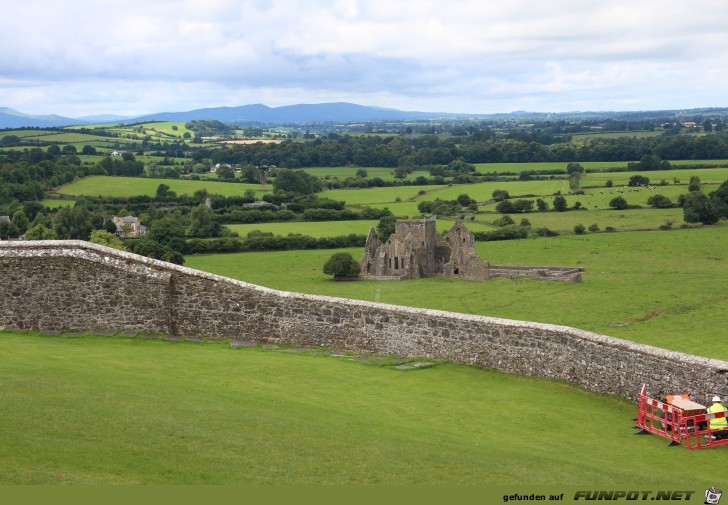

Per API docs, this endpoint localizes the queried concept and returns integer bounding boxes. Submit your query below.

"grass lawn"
[303,166,433,182]
[228,220,379,238]
[24,133,117,144]
[185,225,728,361]
[55,176,267,198]
[476,207,688,233]
[1,331,724,486]
[40,198,75,209]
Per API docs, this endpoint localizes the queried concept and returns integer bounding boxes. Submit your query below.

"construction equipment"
[635,384,728,450]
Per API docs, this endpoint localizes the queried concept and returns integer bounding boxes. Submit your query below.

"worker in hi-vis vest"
[708,396,728,440]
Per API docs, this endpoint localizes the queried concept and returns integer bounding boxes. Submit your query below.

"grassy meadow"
[1,331,725,486]
[55,175,266,199]
[228,220,379,238]
[185,226,728,361]
[302,166,432,182]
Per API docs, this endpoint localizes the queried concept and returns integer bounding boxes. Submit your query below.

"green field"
[40,198,75,209]
[303,166,433,182]
[56,176,266,198]
[1,331,724,485]
[24,133,117,144]
[0,129,58,139]
[474,160,728,174]
[185,225,728,361]
[228,220,379,238]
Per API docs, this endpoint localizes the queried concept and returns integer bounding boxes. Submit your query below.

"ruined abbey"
[359,218,583,282]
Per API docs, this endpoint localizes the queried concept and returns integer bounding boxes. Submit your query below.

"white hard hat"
[712,396,721,402]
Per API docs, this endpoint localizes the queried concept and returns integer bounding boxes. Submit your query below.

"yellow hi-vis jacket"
[707,402,728,431]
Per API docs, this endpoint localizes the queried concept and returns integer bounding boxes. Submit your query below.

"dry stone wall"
[2,240,727,401]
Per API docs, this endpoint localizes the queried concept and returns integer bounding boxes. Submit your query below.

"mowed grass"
[185,225,728,361]
[302,166,433,182]
[228,220,379,237]
[476,208,688,232]
[56,176,266,198]
[1,331,725,486]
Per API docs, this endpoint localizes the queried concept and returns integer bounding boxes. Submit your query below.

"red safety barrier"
[635,384,728,450]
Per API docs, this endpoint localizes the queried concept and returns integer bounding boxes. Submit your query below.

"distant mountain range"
[0,102,446,129]
[3,102,728,129]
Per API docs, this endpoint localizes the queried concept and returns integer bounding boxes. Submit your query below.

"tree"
[456,193,474,206]
[536,198,549,212]
[605,180,614,188]
[323,252,361,278]
[682,192,724,224]
[609,196,628,210]
[90,229,124,250]
[552,195,567,212]
[495,200,514,214]
[356,168,368,178]
[124,238,184,265]
[688,176,701,192]
[241,165,260,183]
[11,210,30,234]
[216,165,235,180]
[566,162,584,175]
[273,169,321,195]
[492,189,510,201]
[638,154,662,171]
[573,224,586,235]
[711,179,728,210]
[188,204,221,238]
[493,215,514,227]
[628,175,650,187]
[81,145,97,155]
[53,206,94,240]
[0,221,20,239]
[377,215,397,242]
[149,216,187,252]
[23,201,45,222]
[24,224,57,240]
[511,199,534,213]
[47,144,61,156]
[393,166,409,180]
[156,183,176,199]
[647,194,673,208]
[0,134,21,145]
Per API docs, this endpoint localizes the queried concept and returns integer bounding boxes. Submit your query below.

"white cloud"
[1,0,727,116]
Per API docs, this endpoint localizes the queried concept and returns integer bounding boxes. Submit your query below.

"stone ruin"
[359,217,583,282]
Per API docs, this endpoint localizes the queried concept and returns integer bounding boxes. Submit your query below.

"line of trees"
[209,131,728,169]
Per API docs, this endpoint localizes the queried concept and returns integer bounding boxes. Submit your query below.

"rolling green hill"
[1,331,724,485]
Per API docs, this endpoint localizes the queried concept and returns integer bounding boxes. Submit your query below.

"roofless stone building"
[360,217,583,282]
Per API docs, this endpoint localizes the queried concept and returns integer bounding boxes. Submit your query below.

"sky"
[1,0,727,118]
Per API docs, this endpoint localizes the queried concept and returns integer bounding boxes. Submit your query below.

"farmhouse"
[360,217,583,282]
[112,215,148,238]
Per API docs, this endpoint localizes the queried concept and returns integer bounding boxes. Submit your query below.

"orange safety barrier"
[635,384,728,450]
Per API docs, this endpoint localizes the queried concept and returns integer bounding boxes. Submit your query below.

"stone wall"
[2,241,727,402]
